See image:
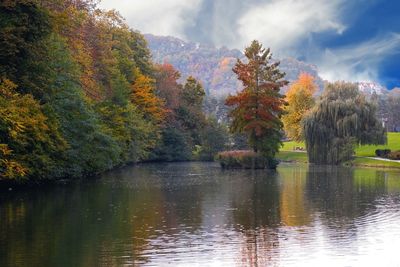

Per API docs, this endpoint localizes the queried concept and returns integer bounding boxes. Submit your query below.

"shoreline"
[2,155,399,189]
[277,150,400,169]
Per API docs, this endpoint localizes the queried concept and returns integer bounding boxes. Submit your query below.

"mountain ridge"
[145,34,324,97]
[144,34,391,97]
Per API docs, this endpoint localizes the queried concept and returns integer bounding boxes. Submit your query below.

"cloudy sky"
[99,0,400,88]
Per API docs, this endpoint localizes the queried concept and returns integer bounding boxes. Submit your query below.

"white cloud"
[98,0,399,85]
[316,33,400,82]
[98,0,202,39]
[237,0,346,54]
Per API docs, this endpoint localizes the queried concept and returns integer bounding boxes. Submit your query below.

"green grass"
[281,140,305,151]
[276,151,308,163]
[278,132,400,168]
[354,132,400,157]
[281,132,400,156]
[350,157,400,168]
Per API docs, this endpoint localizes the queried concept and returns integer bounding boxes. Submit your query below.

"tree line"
[0,0,389,179]
[224,41,386,167]
[0,0,227,181]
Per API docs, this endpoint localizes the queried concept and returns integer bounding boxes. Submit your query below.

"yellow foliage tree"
[0,144,27,179]
[131,71,167,125]
[282,73,317,141]
[0,79,66,180]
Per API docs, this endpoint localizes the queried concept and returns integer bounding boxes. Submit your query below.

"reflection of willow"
[230,170,281,267]
[305,165,395,244]
[306,165,359,221]
[278,166,311,226]
[353,169,400,194]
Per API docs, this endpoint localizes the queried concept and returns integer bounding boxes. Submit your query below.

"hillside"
[357,81,388,96]
[145,34,324,97]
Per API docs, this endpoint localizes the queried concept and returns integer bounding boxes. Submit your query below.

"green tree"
[176,76,206,146]
[225,40,288,159]
[150,65,193,161]
[150,121,192,162]
[303,82,386,165]
[198,117,229,160]
[0,79,67,180]
[44,34,121,177]
[0,0,53,100]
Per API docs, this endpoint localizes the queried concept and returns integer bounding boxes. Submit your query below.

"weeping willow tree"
[303,82,386,165]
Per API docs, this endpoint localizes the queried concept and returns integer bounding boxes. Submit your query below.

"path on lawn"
[365,157,400,163]
[285,149,400,163]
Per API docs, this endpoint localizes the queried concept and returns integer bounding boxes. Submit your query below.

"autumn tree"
[0,79,67,180]
[150,65,192,161]
[282,73,317,141]
[303,82,386,165]
[44,35,121,177]
[154,63,182,110]
[225,40,288,159]
[131,71,166,125]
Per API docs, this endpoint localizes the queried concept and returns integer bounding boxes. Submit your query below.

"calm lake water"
[1,162,400,267]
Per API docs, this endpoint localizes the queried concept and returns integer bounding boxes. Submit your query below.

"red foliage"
[154,63,182,110]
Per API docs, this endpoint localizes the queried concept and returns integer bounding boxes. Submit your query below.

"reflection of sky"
[127,164,400,266]
[133,207,400,266]
[2,163,400,266]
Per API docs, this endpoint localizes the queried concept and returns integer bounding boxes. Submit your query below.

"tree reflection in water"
[1,162,400,266]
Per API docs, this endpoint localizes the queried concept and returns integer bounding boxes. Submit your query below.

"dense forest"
[0,0,228,181]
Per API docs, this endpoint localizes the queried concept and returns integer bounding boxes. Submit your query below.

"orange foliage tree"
[282,73,317,141]
[226,40,288,157]
[131,71,166,125]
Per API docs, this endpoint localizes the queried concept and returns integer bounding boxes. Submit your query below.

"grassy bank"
[278,132,400,168]
[348,157,400,169]
[276,151,308,163]
[354,132,400,156]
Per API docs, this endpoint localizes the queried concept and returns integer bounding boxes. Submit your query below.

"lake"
[1,162,400,266]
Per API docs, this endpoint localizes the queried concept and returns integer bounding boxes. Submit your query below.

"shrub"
[387,151,400,160]
[216,150,279,169]
[375,149,391,158]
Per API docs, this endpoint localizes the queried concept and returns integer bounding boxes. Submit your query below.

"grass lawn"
[279,132,400,168]
[276,151,308,163]
[281,132,400,156]
[354,132,400,156]
[350,157,400,168]
[281,140,305,151]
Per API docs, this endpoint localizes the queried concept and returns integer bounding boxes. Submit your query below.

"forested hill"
[145,34,324,96]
